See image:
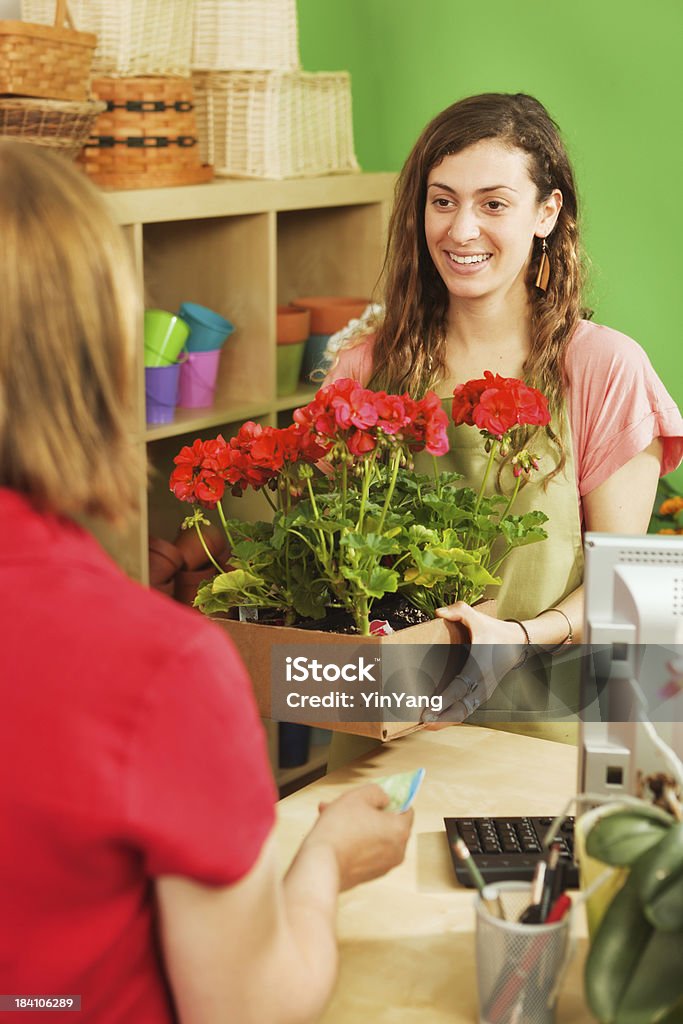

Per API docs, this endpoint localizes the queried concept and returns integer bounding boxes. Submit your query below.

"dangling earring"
[535,236,550,291]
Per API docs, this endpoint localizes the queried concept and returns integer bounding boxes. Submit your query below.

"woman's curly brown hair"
[368,92,591,419]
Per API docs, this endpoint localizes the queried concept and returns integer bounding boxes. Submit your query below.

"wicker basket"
[0,0,96,101]
[0,96,105,159]
[21,0,193,77]
[192,0,299,72]
[192,70,359,179]
[80,77,214,190]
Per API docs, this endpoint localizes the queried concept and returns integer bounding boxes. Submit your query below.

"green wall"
[298,0,683,487]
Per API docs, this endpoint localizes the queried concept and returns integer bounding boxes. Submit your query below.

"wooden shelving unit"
[96,173,395,786]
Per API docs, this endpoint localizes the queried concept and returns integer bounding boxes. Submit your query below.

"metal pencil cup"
[476,882,570,1024]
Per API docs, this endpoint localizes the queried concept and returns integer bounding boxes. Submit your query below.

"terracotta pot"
[290,296,369,335]
[148,536,184,585]
[276,305,310,345]
[174,522,228,571]
[174,565,217,606]
[151,579,175,597]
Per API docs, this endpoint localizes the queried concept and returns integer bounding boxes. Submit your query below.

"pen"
[546,892,571,923]
[453,839,505,919]
[518,859,546,924]
[539,842,562,923]
[550,857,566,908]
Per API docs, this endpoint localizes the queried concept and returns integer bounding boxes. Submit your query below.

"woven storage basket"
[0,0,96,101]
[0,96,105,159]
[80,77,213,190]
[21,0,193,77]
[192,71,359,179]
[192,0,299,72]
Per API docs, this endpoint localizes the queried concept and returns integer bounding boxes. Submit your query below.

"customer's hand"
[420,602,526,724]
[305,783,413,891]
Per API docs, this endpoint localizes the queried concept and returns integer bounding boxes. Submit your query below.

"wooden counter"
[275,725,594,1023]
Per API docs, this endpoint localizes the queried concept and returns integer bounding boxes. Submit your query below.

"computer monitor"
[579,532,683,801]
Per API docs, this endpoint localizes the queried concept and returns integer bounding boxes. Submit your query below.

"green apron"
[435,388,583,745]
[327,392,584,771]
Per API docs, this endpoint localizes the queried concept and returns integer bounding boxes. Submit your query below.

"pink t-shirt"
[327,320,683,497]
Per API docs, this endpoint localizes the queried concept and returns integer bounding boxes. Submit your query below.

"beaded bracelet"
[540,606,573,653]
[504,617,531,669]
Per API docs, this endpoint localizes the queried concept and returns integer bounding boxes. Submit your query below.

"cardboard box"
[214,615,469,741]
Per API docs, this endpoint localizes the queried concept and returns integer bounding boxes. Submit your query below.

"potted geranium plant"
[169,373,551,636]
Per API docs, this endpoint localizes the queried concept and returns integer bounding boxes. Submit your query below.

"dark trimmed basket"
[0,95,105,159]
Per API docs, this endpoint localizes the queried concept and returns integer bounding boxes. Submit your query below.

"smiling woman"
[325,91,683,742]
[424,141,561,307]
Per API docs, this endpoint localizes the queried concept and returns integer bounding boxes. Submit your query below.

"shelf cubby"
[99,174,394,787]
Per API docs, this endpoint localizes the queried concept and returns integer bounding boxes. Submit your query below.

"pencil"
[453,839,505,919]
[453,838,486,890]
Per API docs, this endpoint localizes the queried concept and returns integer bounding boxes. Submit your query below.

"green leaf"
[585,874,653,1023]
[644,876,683,933]
[231,538,275,560]
[658,999,683,1024]
[212,569,263,593]
[631,821,683,931]
[585,807,673,867]
[406,524,439,545]
[499,511,549,547]
[614,929,683,1024]
[290,578,329,620]
[403,548,461,586]
[339,565,399,598]
[340,531,403,556]
[194,580,232,615]
[458,562,501,588]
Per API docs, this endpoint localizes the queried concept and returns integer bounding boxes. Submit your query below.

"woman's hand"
[420,602,528,725]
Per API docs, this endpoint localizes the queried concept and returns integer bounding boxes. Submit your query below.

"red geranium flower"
[374,392,411,435]
[453,372,550,440]
[348,428,377,455]
[405,391,450,455]
[508,381,551,426]
[170,437,231,507]
[451,376,490,426]
[473,387,518,439]
[331,384,379,432]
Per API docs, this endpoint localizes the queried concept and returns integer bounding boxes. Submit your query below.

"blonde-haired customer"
[0,141,412,1024]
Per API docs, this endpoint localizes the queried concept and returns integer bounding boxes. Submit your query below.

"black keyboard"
[444,815,578,888]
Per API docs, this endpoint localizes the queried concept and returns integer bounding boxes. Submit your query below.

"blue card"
[376,767,426,813]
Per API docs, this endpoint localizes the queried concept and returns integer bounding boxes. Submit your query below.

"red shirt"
[0,489,276,1022]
